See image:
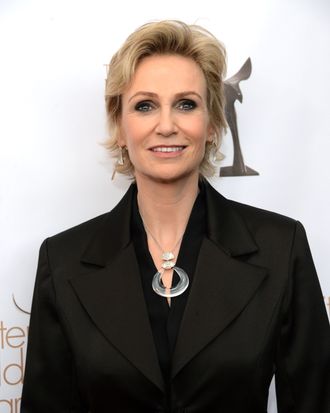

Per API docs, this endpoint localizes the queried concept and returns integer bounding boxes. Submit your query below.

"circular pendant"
[152,266,189,298]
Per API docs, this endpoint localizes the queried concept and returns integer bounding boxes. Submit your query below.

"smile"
[150,146,185,152]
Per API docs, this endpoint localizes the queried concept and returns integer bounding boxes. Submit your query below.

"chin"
[144,168,199,184]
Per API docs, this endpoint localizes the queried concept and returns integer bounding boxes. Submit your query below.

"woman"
[21,20,330,412]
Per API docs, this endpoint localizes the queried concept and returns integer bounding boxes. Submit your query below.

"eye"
[134,101,154,112]
[177,99,197,111]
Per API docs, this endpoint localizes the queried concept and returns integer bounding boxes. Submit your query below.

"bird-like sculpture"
[220,57,259,176]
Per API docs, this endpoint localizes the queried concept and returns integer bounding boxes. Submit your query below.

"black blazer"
[21,181,330,413]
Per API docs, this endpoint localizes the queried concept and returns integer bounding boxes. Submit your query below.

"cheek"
[118,118,137,147]
[186,118,210,144]
[121,116,149,143]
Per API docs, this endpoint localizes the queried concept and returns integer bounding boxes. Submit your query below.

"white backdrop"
[0,0,329,411]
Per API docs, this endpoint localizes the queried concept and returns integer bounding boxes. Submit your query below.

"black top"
[131,185,206,392]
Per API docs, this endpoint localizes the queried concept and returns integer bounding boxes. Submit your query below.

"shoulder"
[204,180,300,246]
[47,212,110,249]
[228,197,297,230]
[228,197,304,250]
[204,182,312,275]
[44,184,135,259]
[205,179,297,225]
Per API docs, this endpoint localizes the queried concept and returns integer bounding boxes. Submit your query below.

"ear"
[117,136,126,148]
[206,125,215,143]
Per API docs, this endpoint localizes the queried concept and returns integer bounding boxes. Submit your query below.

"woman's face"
[119,54,213,184]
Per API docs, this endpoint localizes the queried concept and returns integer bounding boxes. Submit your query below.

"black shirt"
[131,185,206,390]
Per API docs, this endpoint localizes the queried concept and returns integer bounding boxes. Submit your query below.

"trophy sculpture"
[220,58,259,177]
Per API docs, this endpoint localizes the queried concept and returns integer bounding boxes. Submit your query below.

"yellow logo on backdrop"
[0,296,29,413]
[0,320,29,385]
[0,319,28,412]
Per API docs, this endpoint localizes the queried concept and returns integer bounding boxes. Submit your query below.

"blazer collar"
[80,179,258,267]
[80,184,134,267]
[204,179,258,256]
[72,180,266,392]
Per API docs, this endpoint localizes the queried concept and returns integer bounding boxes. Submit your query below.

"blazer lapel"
[69,185,165,392]
[172,181,268,378]
[67,181,267,388]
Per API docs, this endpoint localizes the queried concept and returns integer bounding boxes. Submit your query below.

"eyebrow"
[128,91,204,103]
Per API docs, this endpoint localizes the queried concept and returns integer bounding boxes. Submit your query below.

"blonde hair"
[105,20,227,177]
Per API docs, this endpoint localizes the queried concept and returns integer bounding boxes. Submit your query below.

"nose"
[155,106,177,137]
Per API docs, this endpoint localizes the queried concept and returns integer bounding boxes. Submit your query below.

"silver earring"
[118,147,125,166]
[210,138,223,162]
[111,147,125,181]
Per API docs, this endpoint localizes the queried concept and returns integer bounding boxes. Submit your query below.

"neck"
[136,174,200,250]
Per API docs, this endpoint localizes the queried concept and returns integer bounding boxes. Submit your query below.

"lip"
[148,145,187,158]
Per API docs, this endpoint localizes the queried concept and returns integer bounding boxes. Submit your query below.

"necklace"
[140,217,189,298]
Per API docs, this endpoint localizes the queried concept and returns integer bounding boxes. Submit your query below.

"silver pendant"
[152,266,189,298]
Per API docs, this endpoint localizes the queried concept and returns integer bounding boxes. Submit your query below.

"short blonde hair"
[105,20,227,177]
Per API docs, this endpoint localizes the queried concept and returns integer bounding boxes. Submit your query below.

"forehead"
[124,54,207,97]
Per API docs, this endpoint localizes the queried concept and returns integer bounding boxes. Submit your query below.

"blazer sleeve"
[275,221,330,412]
[21,239,87,413]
